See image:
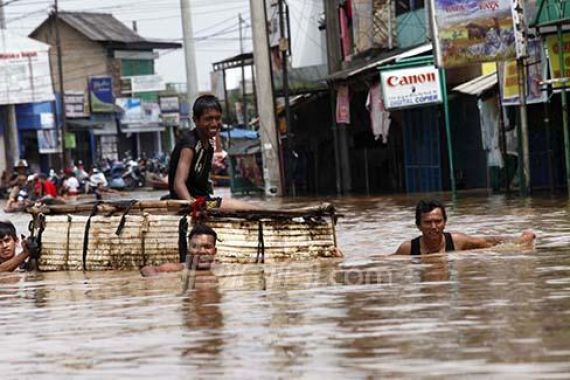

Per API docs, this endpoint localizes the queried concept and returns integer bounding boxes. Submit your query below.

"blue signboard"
[89,76,114,113]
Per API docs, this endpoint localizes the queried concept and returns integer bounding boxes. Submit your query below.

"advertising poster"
[37,129,62,154]
[545,33,570,89]
[431,0,516,67]
[380,66,442,110]
[500,38,546,105]
[89,76,114,113]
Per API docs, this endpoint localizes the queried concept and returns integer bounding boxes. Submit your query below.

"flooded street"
[1,190,570,378]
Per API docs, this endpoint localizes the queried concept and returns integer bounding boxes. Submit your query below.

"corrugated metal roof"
[30,12,181,49]
[453,72,498,96]
[59,12,144,43]
[328,43,432,81]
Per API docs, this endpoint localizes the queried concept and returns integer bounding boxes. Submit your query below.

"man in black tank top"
[169,95,221,201]
[393,200,536,255]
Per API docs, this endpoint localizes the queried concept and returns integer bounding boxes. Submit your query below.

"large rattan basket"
[29,200,338,271]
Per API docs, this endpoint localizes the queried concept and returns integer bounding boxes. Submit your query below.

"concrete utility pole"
[239,13,247,125]
[249,0,283,196]
[323,0,345,194]
[0,0,20,171]
[53,0,70,167]
[180,0,200,122]
[278,0,291,143]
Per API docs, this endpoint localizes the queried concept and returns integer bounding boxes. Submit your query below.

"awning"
[67,119,118,135]
[327,43,432,81]
[452,73,498,96]
[120,124,165,133]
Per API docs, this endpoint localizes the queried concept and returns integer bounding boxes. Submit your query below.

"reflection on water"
[1,192,570,377]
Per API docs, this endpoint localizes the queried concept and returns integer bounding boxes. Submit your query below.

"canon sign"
[386,72,437,87]
[380,65,442,110]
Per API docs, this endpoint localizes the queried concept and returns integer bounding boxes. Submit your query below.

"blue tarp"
[221,127,258,140]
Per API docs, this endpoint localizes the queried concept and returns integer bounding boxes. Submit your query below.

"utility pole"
[278,0,291,148]
[324,0,348,194]
[180,0,200,123]
[239,13,247,126]
[517,58,530,195]
[0,0,16,174]
[0,0,5,29]
[53,0,70,168]
[249,0,283,196]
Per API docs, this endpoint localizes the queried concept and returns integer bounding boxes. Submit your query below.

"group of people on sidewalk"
[1,159,111,213]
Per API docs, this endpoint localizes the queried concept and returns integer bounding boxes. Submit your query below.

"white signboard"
[380,66,442,110]
[159,96,180,113]
[116,97,161,125]
[122,74,165,93]
[64,92,87,118]
[40,113,54,129]
[0,31,54,105]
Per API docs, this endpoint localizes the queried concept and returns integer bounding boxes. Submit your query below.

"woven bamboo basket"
[28,200,338,271]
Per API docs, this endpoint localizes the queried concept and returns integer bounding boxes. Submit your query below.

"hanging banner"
[500,38,546,105]
[336,85,350,124]
[89,76,114,113]
[210,71,225,100]
[0,31,54,105]
[431,0,516,67]
[37,129,62,154]
[545,33,570,89]
[380,66,442,110]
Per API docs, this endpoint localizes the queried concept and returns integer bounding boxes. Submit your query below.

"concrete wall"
[31,21,108,93]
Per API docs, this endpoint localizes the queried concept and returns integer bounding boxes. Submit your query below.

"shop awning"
[67,119,118,135]
[327,43,432,81]
[452,73,498,96]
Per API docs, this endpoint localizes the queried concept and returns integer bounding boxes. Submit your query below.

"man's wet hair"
[0,221,17,240]
[415,199,447,226]
[192,94,222,120]
[189,223,217,245]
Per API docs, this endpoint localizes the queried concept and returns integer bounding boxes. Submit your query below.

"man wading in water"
[168,94,254,210]
[393,199,535,256]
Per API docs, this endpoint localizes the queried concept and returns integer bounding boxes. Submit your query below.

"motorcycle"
[122,159,146,189]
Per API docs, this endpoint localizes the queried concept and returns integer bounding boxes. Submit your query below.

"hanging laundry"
[478,96,503,168]
[366,83,391,143]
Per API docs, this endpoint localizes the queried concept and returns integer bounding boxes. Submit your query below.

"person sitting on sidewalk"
[393,199,536,256]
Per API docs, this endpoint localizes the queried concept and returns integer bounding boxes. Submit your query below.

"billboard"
[89,76,114,113]
[431,0,516,67]
[0,31,54,105]
[380,66,442,110]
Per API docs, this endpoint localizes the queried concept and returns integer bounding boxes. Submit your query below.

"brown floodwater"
[1,189,570,378]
